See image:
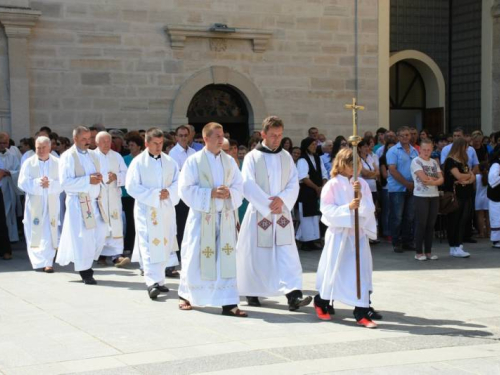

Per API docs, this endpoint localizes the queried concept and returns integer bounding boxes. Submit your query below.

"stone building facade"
[0,0,498,145]
[0,0,379,144]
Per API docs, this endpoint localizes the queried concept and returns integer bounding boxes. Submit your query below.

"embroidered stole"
[28,156,59,249]
[141,152,175,263]
[254,151,292,248]
[198,151,238,281]
[99,152,123,238]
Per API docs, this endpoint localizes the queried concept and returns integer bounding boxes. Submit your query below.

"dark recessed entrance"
[187,84,249,145]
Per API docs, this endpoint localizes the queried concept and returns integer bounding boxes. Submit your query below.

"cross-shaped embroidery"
[202,246,215,258]
[258,218,272,231]
[222,243,233,256]
[79,195,93,219]
[152,238,160,246]
[277,215,290,228]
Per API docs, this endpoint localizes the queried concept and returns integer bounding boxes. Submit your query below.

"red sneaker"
[314,304,331,321]
[356,317,377,328]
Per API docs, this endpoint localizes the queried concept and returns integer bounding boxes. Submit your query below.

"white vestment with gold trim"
[178,149,243,307]
[126,150,179,287]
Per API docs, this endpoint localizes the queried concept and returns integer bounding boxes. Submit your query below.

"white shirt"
[361,154,378,193]
[297,154,328,181]
[169,143,195,170]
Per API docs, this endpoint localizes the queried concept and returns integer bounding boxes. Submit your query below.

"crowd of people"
[0,118,499,328]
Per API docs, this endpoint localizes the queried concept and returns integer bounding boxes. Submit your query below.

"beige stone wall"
[0,27,9,132]
[12,0,378,141]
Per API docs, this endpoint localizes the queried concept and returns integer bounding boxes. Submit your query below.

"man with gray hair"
[93,131,130,268]
[0,131,20,247]
[18,136,62,272]
[56,126,108,284]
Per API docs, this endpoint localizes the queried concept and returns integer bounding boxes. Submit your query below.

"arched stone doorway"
[169,66,267,144]
[187,84,249,144]
[389,50,446,135]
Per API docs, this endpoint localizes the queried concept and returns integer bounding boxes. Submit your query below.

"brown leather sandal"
[178,299,192,311]
[222,308,248,317]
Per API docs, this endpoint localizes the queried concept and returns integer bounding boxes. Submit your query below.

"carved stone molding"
[0,7,41,38]
[165,25,273,53]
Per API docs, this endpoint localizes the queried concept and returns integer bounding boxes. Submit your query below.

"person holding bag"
[443,138,476,258]
[411,139,443,261]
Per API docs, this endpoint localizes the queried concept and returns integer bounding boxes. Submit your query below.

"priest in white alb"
[126,128,180,300]
[18,136,62,272]
[56,126,108,285]
[0,132,20,246]
[177,122,247,317]
[237,116,312,311]
[93,131,130,268]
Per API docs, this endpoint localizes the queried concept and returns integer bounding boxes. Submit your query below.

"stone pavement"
[1,238,500,375]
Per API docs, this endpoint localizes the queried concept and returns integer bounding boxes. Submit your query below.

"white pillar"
[491,1,500,132]
[0,7,40,141]
[377,0,390,129]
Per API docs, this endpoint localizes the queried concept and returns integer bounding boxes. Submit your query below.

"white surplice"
[295,154,328,242]
[18,155,62,269]
[178,149,243,307]
[316,175,377,308]
[0,150,20,242]
[488,162,500,242]
[93,149,127,257]
[126,151,180,287]
[56,147,108,271]
[236,149,303,297]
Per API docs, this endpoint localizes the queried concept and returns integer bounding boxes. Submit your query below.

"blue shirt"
[440,144,479,169]
[190,142,203,151]
[320,153,332,177]
[386,142,419,192]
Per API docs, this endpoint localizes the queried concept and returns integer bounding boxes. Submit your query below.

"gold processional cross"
[344,97,365,300]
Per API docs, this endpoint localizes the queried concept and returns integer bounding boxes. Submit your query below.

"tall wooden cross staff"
[345,97,364,300]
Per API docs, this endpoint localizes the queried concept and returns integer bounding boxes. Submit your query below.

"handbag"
[439,186,459,215]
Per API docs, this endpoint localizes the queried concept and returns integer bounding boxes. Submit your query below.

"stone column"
[492,1,500,130]
[0,7,40,141]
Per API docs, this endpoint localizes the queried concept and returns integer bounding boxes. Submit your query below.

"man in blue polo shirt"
[386,126,419,253]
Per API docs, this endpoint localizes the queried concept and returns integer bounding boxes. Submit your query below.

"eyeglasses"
[177,134,189,138]
[340,142,348,146]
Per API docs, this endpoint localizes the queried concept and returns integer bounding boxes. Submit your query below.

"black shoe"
[369,239,380,245]
[82,277,97,285]
[246,296,261,307]
[157,285,169,293]
[402,243,416,251]
[165,269,180,278]
[463,238,477,243]
[148,284,161,300]
[393,245,403,253]
[327,304,335,315]
[288,295,313,311]
[367,307,383,320]
[302,241,322,251]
